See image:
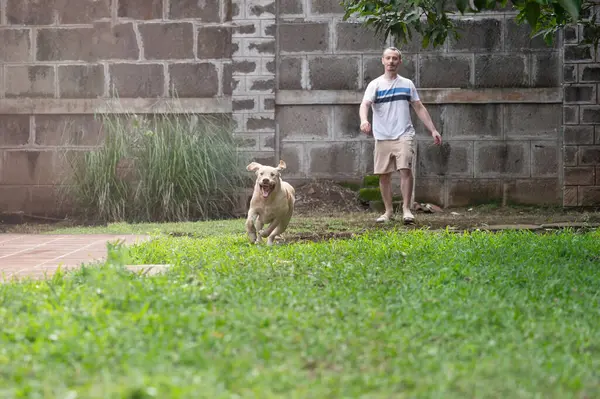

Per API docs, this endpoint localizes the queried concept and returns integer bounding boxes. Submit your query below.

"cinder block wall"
[0,0,597,216]
[275,0,565,207]
[562,18,600,206]
[0,0,233,216]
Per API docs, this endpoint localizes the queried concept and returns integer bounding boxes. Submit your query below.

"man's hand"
[432,130,442,145]
[360,120,372,135]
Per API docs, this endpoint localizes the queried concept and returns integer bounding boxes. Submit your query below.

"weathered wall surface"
[0,0,597,216]
[0,0,233,215]
[562,21,600,206]
[274,0,564,207]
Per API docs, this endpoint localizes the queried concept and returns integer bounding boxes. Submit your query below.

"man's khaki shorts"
[373,135,415,174]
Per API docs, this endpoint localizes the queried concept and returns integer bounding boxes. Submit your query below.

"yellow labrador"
[245,160,295,245]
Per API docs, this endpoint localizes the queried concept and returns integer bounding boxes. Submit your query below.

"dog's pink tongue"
[261,187,269,198]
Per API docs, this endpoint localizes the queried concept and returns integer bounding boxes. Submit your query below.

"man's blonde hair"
[383,46,402,59]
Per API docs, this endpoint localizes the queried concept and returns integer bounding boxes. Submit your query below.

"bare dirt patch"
[293,180,366,215]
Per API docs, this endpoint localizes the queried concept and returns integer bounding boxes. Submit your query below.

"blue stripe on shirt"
[374,94,411,104]
[375,87,411,98]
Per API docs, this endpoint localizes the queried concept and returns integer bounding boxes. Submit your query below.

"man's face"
[381,50,401,72]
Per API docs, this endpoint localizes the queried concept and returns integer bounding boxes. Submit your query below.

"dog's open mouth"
[260,183,274,198]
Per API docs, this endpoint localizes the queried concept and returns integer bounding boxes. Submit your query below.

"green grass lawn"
[1,220,599,398]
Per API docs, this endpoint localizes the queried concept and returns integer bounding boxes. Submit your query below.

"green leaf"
[557,0,580,20]
[456,0,469,13]
[523,2,541,28]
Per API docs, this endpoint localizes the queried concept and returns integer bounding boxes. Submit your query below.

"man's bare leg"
[399,168,415,223]
[377,172,394,222]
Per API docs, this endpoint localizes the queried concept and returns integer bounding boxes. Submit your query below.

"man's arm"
[411,100,442,145]
[359,99,372,134]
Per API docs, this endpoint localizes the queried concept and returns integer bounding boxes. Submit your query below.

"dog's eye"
[270,172,275,176]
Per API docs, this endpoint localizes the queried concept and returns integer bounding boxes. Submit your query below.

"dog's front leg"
[266,224,287,246]
[260,220,279,239]
[246,211,259,243]
[254,215,265,244]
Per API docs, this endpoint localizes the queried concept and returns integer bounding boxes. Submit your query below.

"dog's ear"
[276,160,287,171]
[246,162,261,172]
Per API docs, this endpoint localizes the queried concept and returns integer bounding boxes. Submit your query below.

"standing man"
[360,46,442,224]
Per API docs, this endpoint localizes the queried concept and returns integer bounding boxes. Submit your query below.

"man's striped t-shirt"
[363,75,420,141]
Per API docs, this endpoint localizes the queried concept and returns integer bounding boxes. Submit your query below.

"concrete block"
[578,186,600,206]
[333,105,361,139]
[233,60,258,74]
[564,45,594,63]
[247,76,275,93]
[508,179,560,206]
[234,134,258,150]
[0,150,69,185]
[279,22,329,52]
[308,142,361,177]
[109,63,164,97]
[281,143,304,177]
[579,145,600,165]
[563,25,578,44]
[394,31,442,53]
[5,66,55,98]
[277,105,330,140]
[308,56,359,90]
[363,54,415,86]
[261,96,275,111]
[6,0,55,24]
[118,0,162,19]
[448,18,502,52]
[504,18,555,50]
[223,63,233,95]
[336,23,387,52]
[37,23,139,62]
[581,106,600,124]
[596,126,600,144]
[440,104,501,139]
[564,146,578,166]
[580,64,600,82]
[474,54,528,88]
[564,126,594,144]
[169,0,220,22]
[311,0,344,14]
[169,63,218,98]
[531,52,560,87]
[414,178,445,206]
[564,84,597,103]
[234,23,257,36]
[262,59,276,74]
[448,179,502,206]
[0,29,31,63]
[564,166,595,185]
[563,186,578,207]
[361,140,375,174]
[139,23,194,60]
[259,133,275,151]
[475,141,530,177]
[564,106,579,125]
[564,65,577,83]
[58,65,105,98]
[232,97,257,111]
[197,27,232,59]
[277,57,302,89]
[0,116,30,147]
[57,0,110,23]
[417,141,473,177]
[419,55,471,88]
[246,38,276,56]
[531,142,558,177]
[247,1,276,18]
[504,104,561,138]
[0,186,31,213]
[411,105,442,136]
[246,114,275,131]
[35,115,103,146]
[261,21,276,37]
[279,0,302,14]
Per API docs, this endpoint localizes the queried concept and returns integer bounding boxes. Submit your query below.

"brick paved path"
[0,234,148,281]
